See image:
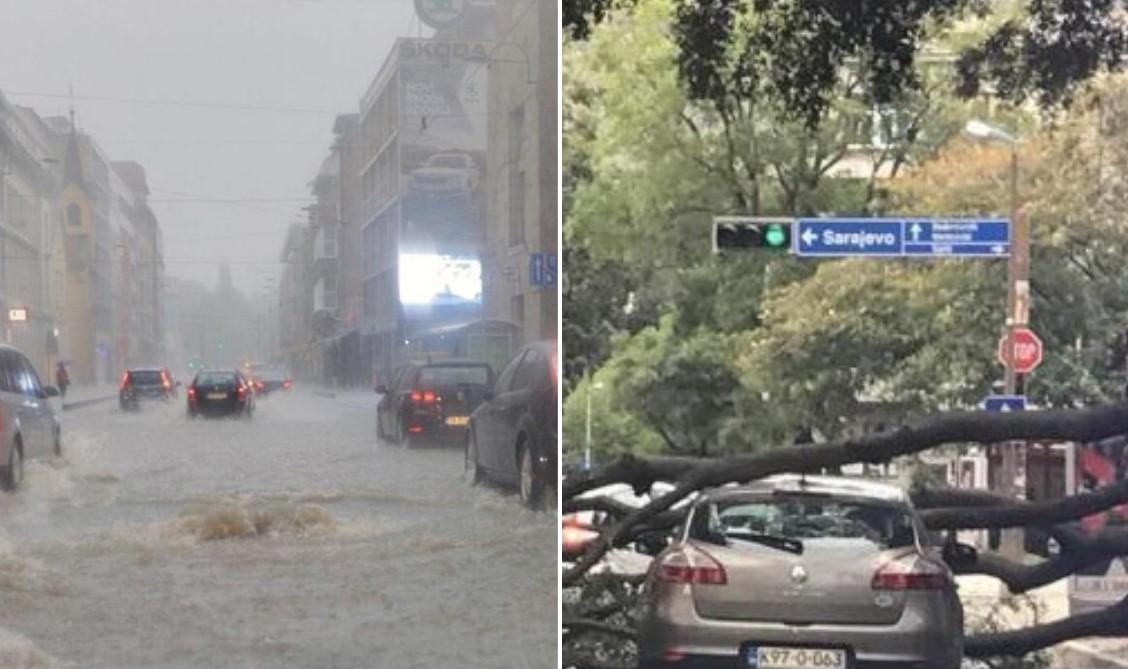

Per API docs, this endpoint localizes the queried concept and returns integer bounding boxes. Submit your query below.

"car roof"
[701,475,908,504]
[127,367,165,373]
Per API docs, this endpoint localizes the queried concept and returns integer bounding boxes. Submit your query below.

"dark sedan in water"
[376,359,493,447]
[466,341,558,509]
[186,370,255,419]
[120,368,176,410]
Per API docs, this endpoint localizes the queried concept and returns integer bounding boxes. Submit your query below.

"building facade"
[482,0,558,348]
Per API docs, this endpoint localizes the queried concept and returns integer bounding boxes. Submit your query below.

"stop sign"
[997,327,1043,374]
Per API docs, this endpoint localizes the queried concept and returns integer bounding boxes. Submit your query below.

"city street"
[0,389,556,669]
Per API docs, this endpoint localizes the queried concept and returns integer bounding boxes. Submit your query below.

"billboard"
[398,252,482,320]
[1069,437,1128,613]
[398,39,488,246]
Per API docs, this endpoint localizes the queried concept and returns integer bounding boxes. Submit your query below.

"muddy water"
[0,390,556,668]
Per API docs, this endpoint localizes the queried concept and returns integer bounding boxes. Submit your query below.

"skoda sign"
[415,0,467,28]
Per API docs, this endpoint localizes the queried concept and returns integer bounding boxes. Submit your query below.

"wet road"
[0,388,556,668]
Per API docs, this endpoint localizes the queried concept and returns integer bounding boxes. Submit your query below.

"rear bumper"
[637,593,962,669]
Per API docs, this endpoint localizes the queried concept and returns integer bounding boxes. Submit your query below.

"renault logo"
[790,565,808,585]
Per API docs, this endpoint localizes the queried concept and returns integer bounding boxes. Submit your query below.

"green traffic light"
[764,224,787,248]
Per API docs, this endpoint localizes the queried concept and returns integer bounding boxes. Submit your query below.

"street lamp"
[584,380,605,471]
[965,118,1029,559]
[964,119,1028,395]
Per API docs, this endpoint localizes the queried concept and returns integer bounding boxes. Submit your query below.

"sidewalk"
[58,384,118,410]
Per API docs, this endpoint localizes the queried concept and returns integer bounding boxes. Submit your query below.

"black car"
[119,368,176,410]
[249,367,292,396]
[376,360,493,447]
[466,341,558,509]
[186,369,255,419]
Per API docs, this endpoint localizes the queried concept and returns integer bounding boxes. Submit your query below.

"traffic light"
[713,218,792,253]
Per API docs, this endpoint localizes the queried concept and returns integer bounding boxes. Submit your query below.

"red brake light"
[407,426,424,433]
[237,384,247,400]
[872,558,949,591]
[422,391,436,403]
[410,391,422,402]
[120,372,130,390]
[656,545,727,585]
[411,391,436,404]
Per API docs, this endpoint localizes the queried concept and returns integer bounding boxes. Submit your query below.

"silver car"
[637,475,964,669]
[0,345,62,491]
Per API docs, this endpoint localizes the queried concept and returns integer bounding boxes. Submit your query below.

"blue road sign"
[529,253,546,287]
[792,218,1010,258]
[984,395,1026,412]
[545,253,558,287]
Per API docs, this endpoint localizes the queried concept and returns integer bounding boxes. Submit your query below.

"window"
[419,365,491,387]
[508,104,526,246]
[494,351,525,395]
[0,351,19,393]
[12,354,42,398]
[691,497,917,550]
[510,348,544,392]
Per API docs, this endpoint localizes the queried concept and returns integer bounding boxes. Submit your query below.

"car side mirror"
[43,386,60,398]
[942,542,978,570]
[375,384,387,394]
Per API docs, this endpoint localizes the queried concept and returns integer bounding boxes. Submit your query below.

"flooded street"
[0,389,556,669]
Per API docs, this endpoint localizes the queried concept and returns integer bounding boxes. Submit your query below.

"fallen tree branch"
[563,617,638,640]
[920,478,1128,530]
[965,595,1128,658]
[564,404,1128,586]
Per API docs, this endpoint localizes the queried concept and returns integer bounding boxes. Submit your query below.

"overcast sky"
[0,0,421,293]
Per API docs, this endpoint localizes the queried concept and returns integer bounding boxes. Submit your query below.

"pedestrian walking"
[55,362,69,398]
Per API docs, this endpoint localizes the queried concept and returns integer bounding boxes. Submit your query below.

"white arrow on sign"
[910,222,923,242]
[801,228,818,246]
[992,244,1005,254]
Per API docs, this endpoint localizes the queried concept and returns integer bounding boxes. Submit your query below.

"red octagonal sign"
[997,327,1043,374]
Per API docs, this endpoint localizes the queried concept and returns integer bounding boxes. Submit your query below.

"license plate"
[445,416,469,426]
[749,646,846,669]
[206,392,227,400]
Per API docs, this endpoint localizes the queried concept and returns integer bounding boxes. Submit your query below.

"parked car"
[186,369,255,419]
[636,475,967,669]
[0,345,62,491]
[466,341,558,509]
[376,359,493,447]
[119,368,177,410]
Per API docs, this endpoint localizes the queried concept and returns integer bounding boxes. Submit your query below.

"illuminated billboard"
[398,253,482,318]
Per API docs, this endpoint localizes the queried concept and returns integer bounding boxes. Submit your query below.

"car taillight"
[187,387,196,403]
[237,384,246,400]
[120,372,130,390]
[283,380,292,389]
[410,391,436,404]
[872,557,949,591]
[656,545,727,585]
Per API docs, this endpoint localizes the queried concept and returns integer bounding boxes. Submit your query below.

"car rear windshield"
[691,496,917,550]
[419,365,489,387]
[129,370,163,384]
[195,372,237,385]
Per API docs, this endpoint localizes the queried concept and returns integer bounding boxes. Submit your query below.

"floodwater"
[0,389,556,668]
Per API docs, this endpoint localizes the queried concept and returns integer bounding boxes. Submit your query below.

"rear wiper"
[724,531,804,555]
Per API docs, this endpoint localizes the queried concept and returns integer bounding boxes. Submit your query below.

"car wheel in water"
[518,444,545,510]
[2,442,23,492]
[398,418,410,448]
[466,430,483,486]
[376,413,385,440]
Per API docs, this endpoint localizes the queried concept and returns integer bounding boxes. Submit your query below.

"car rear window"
[691,496,917,550]
[419,366,489,387]
[129,370,163,384]
[196,372,236,385]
